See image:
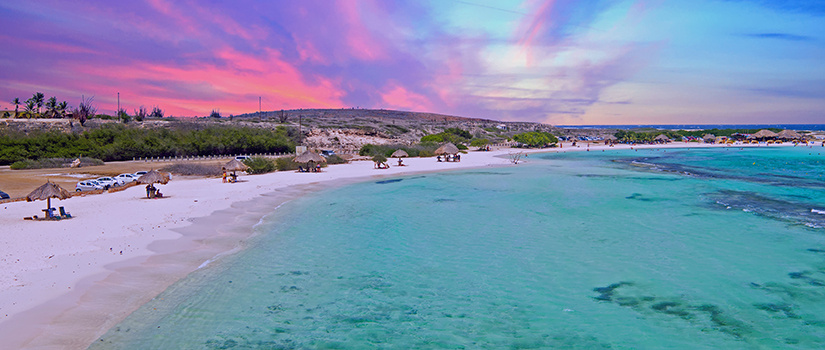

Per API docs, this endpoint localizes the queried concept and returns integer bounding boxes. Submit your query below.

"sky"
[0,0,823,125]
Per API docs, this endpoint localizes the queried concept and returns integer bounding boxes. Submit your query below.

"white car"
[95,177,119,189]
[235,155,250,161]
[134,171,148,177]
[76,180,104,192]
[115,173,138,184]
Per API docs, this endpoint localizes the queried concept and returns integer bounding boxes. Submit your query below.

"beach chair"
[59,206,72,219]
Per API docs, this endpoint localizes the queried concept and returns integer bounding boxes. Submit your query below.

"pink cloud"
[337,0,389,61]
[380,82,432,111]
[518,0,556,66]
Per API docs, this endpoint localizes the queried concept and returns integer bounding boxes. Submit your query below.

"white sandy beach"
[0,141,796,349]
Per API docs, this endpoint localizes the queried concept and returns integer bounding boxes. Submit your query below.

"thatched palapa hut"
[776,129,802,141]
[703,134,716,143]
[435,143,459,155]
[749,129,778,140]
[391,149,409,166]
[293,150,326,172]
[26,181,72,219]
[654,134,671,143]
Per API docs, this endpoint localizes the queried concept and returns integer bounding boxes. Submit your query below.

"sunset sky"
[1,0,823,125]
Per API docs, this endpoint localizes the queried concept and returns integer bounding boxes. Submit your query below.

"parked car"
[0,190,10,199]
[115,173,138,184]
[235,155,250,161]
[134,171,148,177]
[76,180,104,192]
[321,150,335,157]
[95,177,119,189]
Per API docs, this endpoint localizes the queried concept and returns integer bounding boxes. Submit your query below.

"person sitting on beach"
[155,190,163,198]
[397,158,403,166]
[316,164,321,172]
[437,155,442,162]
[456,154,460,162]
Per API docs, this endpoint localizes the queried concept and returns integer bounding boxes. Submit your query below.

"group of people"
[436,154,461,162]
[298,164,322,172]
[144,184,163,199]
[222,167,239,182]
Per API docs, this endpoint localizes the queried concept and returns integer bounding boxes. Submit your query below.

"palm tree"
[24,99,35,118]
[46,96,57,118]
[11,98,19,117]
[57,101,68,118]
[33,92,45,115]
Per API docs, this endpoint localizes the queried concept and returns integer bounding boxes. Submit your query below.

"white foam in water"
[812,209,825,215]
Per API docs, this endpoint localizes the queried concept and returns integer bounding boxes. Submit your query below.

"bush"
[161,163,222,176]
[358,143,439,158]
[9,157,103,169]
[243,157,276,174]
[275,157,301,171]
[325,155,347,164]
[513,131,558,148]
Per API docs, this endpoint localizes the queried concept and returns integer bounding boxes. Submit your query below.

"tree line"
[0,124,297,166]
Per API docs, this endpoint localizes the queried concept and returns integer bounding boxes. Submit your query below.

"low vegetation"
[10,157,103,170]
[243,157,276,174]
[160,163,223,176]
[358,143,438,158]
[512,131,558,148]
[0,124,296,166]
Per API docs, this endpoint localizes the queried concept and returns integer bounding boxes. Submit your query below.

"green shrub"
[243,157,276,174]
[325,155,347,164]
[513,131,558,148]
[161,163,222,176]
[275,157,301,171]
[9,157,103,169]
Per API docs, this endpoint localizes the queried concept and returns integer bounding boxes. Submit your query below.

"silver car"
[76,180,104,192]
[95,177,119,189]
[115,173,138,184]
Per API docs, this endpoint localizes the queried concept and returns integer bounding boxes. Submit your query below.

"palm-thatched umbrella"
[224,159,249,175]
[435,143,459,155]
[390,149,409,158]
[137,169,170,185]
[655,134,671,142]
[751,129,778,140]
[777,129,802,140]
[27,181,71,216]
[603,135,617,141]
[293,150,326,171]
[703,134,716,143]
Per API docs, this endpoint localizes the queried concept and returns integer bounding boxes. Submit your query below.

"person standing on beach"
[222,167,227,183]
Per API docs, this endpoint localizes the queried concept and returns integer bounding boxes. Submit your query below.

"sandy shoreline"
[0,141,801,349]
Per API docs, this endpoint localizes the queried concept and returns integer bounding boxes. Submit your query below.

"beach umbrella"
[390,149,409,158]
[435,143,459,155]
[777,129,801,140]
[26,181,71,212]
[293,150,327,164]
[655,134,670,142]
[752,129,778,139]
[224,159,249,175]
[603,135,617,141]
[137,169,170,185]
[703,134,716,143]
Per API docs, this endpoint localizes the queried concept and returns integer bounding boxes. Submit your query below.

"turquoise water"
[92,147,825,349]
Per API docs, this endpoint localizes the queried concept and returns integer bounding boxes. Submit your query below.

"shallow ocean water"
[92,146,825,349]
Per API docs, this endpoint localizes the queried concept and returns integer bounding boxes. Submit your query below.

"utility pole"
[259,96,261,115]
[117,92,120,115]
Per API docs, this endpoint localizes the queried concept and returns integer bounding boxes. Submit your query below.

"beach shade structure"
[224,159,249,175]
[293,150,326,172]
[777,129,802,140]
[654,134,671,143]
[603,135,617,141]
[703,134,716,143]
[435,143,460,155]
[390,149,409,158]
[750,129,778,140]
[26,181,71,219]
[137,169,170,185]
